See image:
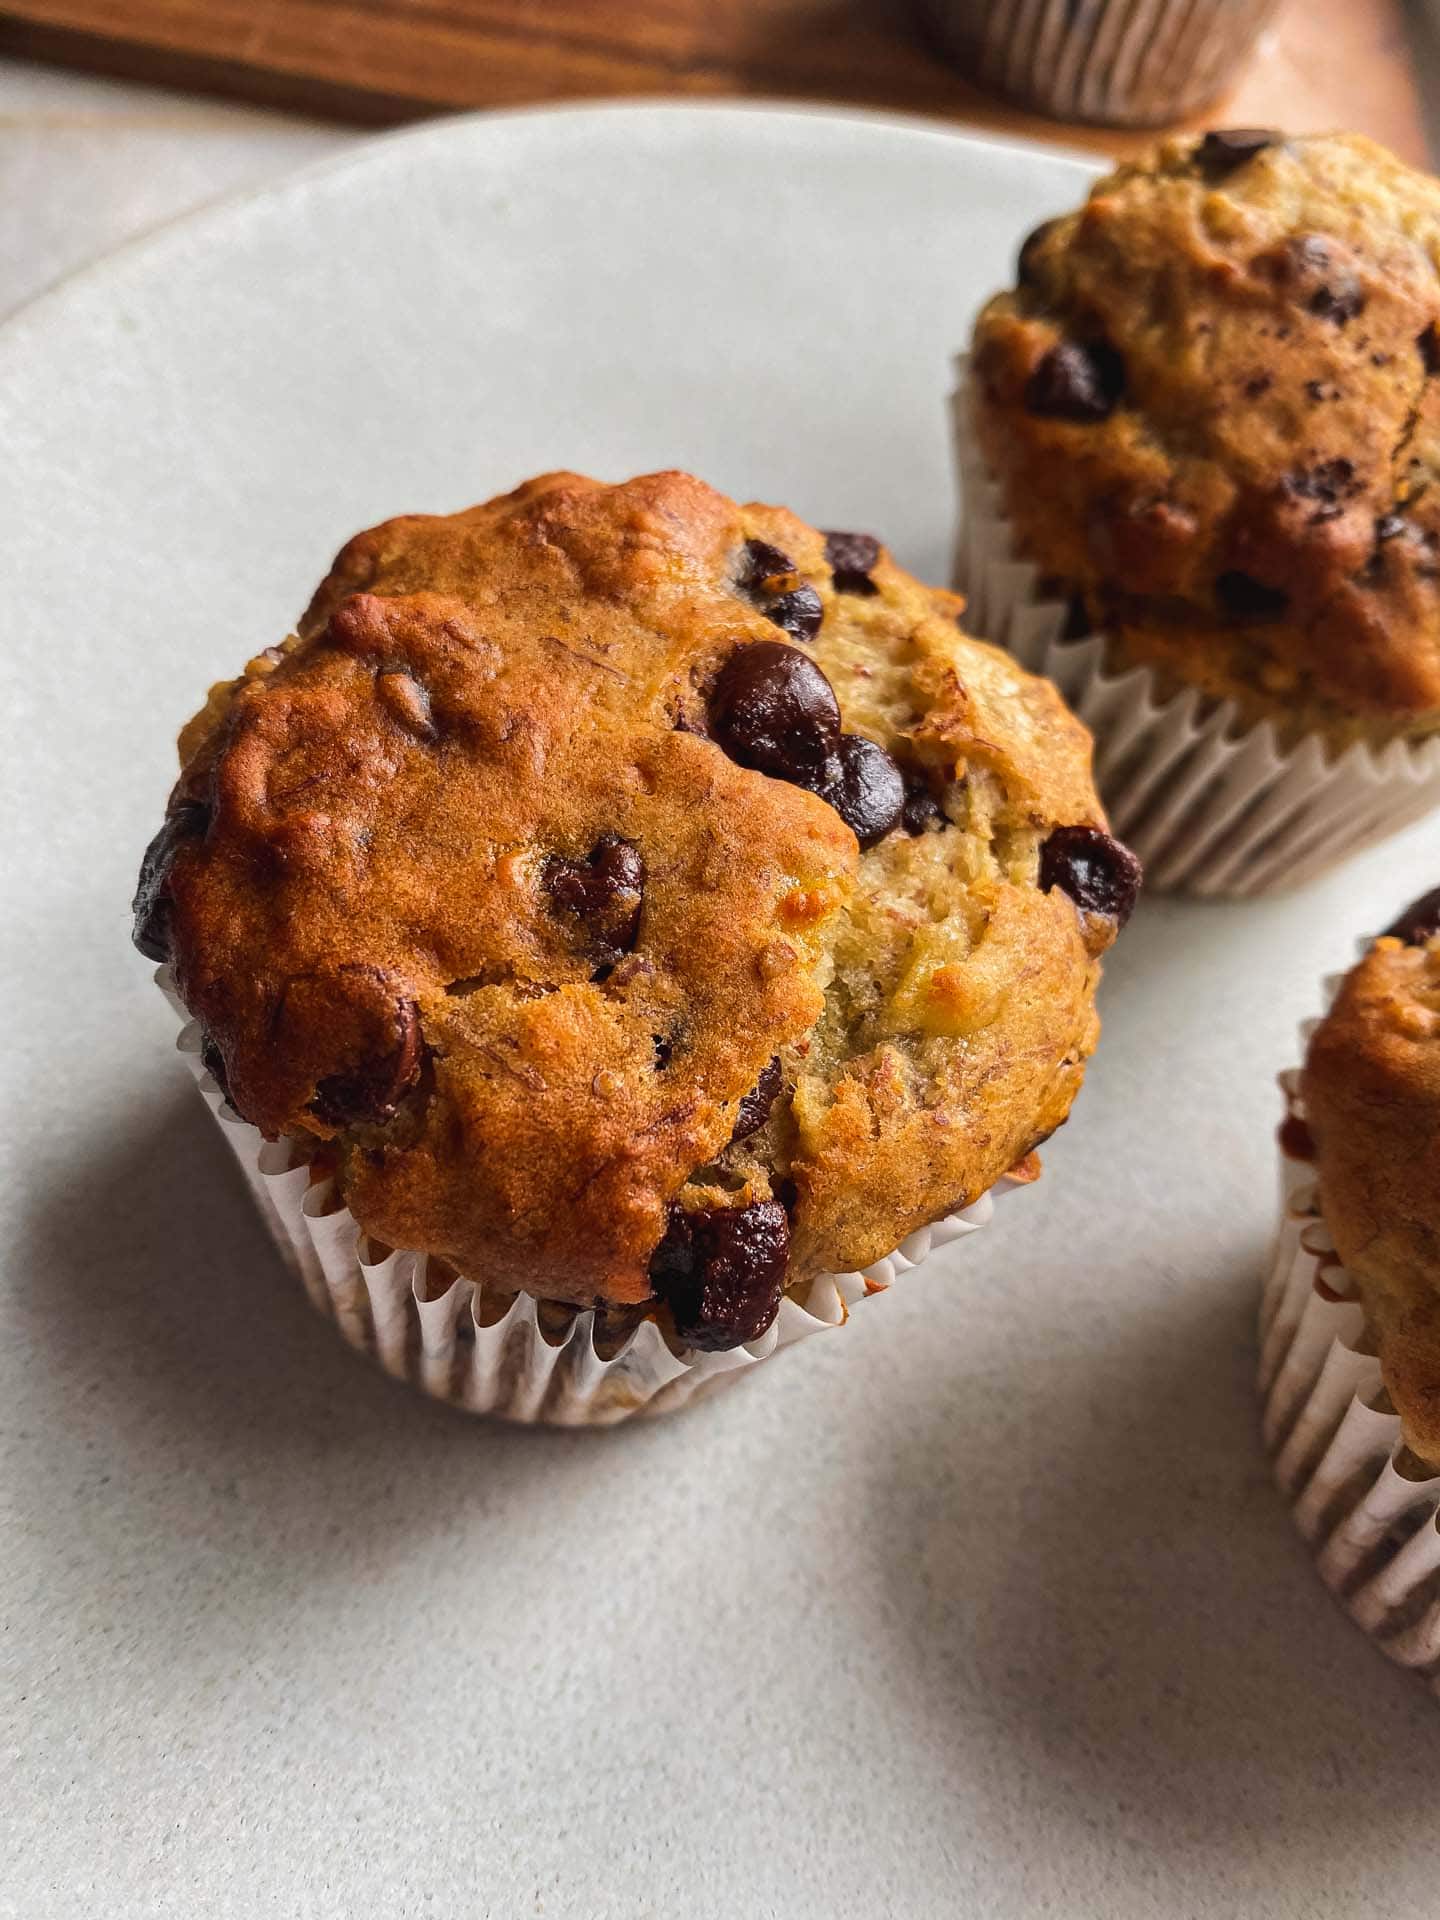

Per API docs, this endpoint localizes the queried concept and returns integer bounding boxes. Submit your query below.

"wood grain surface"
[0,0,1427,164]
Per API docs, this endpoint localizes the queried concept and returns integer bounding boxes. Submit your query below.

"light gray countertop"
[0,58,350,321]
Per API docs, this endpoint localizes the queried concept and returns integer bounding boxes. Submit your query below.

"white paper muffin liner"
[950,362,1440,897]
[159,971,1016,1426]
[1260,959,1440,1692]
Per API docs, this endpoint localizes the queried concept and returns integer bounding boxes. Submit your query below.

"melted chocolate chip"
[824,530,881,595]
[1420,325,1440,377]
[546,834,645,964]
[741,540,796,592]
[649,1198,790,1351]
[1216,570,1290,620]
[709,643,908,848]
[131,799,210,962]
[731,1057,782,1144]
[805,734,904,849]
[739,538,822,643]
[1288,458,1357,506]
[1024,340,1125,421]
[1381,885,1440,945]
[708,641,840,782]
[765,584,824,642]
[901,766,944,836]
[311,996,422,1128]
[1040,826,1143,927]
[1195,129,1276,177]
[1017,218,1060,289]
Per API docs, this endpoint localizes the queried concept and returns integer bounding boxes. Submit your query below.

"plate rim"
[0,96,1102,358]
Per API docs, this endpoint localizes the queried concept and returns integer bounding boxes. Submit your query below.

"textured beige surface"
[8,105,1440,1920]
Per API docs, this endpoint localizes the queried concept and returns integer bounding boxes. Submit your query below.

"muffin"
[957,130,1440,895]
[135,469,1136,1422]
[1263,886,1440,1681]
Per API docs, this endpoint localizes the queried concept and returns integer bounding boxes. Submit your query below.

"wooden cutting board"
[0,0,1426,165]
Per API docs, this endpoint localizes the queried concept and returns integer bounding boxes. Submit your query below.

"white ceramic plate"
[4,105,1438,1920]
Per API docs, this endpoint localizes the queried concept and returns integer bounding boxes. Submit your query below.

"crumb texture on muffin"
[138,471,1125,1326]
[1303,897,1440,1465]
[972,131,1440,749]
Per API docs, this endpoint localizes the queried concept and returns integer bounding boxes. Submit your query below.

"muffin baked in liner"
[161,971,1017,1425]
[136,470,1132,1419]
[951,362,1440,896]
[1261,960,1440,1689]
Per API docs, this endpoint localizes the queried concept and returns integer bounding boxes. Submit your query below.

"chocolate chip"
[824,530,881,595]
[1216,570,1290,620]
[1309,277,1364,328]
[131,799,210,962]
[1195,129,1276,177]
[731,1057,782,1143]
[708,641,840,782]
[1381,885,1440,945]
[804,734,904,849]
[1255,236,1361,324]
[649,1198,789,1351]
[1017,218,1060,289]
[1420,325,1440,377]
[546,834,645,964]
[1243,372,1273,400]
[765,584,824,642]
[1039,826,1143,927]
[1024,340,1125,421]
[653,1032,674,1071]
[1285,235,1365,325]
[311,996,422,1128]
[739,538,822,643]
[1288,458,1357,506]
[901,766,944,835]
[740,540,795,593]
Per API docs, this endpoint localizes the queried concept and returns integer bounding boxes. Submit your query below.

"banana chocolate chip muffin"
[134,470,1135,1357]
[1302,887,1440,1467]
[972,130,1440,751]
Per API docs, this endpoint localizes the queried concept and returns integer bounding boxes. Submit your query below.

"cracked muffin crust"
[972,130,1440,751]
[1303,888,1440,1467]
[134,470,1133,1349]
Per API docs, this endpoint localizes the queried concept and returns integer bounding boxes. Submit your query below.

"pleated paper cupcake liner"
[160,972,1014,1426]
[918,0,1281,128]
[950,363,1440,897]
[1259,961,1440,1692]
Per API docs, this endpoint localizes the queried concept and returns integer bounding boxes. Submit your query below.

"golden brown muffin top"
[135,471,1133,1346]
[972,131,1440,750]
[1303,887,1440,1465]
